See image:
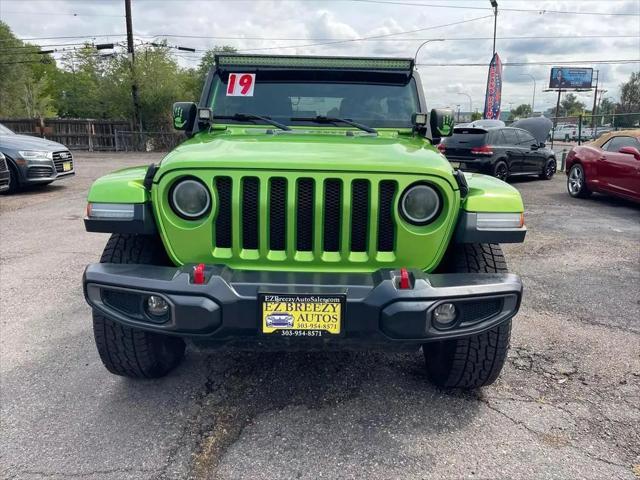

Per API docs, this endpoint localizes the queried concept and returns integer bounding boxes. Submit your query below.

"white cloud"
[1,0,638,111]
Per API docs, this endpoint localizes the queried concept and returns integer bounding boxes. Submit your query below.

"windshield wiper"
[213,113,291,131]
[290,116,377,134]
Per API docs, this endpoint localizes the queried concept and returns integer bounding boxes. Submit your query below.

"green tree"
[0,21,58,117]
[509,104,532,120]
[470,111,482,121]
[21,76,56,118]
[54,45,114,118]
[615,72,640,128]
[559,93,586,117]
[597,97,616,125]
[1,20,239,132]
[183,45,237,99]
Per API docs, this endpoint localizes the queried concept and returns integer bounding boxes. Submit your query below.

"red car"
[566,129,640,203]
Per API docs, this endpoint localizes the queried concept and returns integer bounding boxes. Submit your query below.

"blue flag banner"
[483,53,503,120]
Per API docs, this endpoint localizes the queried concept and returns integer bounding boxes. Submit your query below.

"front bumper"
[83,264,522,348]
[18,159,75,185]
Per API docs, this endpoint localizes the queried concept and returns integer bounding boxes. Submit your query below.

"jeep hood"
[157,129,453,178]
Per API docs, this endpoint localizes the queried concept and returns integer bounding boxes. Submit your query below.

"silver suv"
[0,123,75,193]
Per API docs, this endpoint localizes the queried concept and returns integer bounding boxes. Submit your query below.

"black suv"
[439,119,556,181]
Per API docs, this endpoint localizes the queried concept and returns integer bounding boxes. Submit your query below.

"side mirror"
[531,144,539,150]
[618,146,640,160]
[429,108,455,139]
[539,142,546,148]
[172,102,197,132]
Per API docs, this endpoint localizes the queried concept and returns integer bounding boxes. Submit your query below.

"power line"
[9,32,638,45]
[0,34,127,43]
[235,14,494,52]
[0,11,124,17]
[146,33,639,42]
[2,42,101,51]
[417,59,640,67]
[349,0,640,16]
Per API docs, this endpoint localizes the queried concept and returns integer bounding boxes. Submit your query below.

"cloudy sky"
[1,0,639,112]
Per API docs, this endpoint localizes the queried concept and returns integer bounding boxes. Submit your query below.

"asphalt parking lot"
[1,152,639,480]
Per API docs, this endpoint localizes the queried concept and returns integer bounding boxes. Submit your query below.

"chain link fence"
[543,112,639,171]
[548,112,639,148]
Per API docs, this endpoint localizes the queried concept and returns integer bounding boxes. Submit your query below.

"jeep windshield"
[208,70,420,129]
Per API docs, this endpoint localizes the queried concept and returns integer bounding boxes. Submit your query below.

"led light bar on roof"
[215,54,414,71]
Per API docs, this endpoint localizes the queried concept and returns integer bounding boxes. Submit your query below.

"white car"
[552,124,578,141]
[265,313,295,328]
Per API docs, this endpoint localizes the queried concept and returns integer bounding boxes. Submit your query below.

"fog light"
[433,303,457,329]
[146,295,169,317]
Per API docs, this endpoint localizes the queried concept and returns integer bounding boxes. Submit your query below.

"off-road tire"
[539,157,556,180]
[424,243,512,389]
[492,160,509,181]
[92,234,185,378]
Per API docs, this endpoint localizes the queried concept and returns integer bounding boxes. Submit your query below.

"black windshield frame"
[206,69,423,129]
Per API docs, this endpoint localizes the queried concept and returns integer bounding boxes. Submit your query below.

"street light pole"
[520,73,536,115]
[490,0,498,55]
[457,92,472,117]
[414,38,445,63]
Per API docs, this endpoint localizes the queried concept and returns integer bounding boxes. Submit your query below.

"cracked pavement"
[1,153,639,479]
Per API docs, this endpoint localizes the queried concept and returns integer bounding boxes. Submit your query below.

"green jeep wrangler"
[83,54,526,389]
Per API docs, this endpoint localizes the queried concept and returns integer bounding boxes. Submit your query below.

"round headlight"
[400,183,441,225]
[170,178,211,219]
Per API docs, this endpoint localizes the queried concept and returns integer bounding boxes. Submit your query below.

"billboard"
[549,67,593,89]
[483,53,503,120]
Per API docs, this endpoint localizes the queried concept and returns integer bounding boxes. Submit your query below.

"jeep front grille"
[212,175,397,260]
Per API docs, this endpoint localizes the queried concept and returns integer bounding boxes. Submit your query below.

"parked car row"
[439,116,557,181]
[438,118,639,204]
[565,129,640,203]
[551,123,616,143]
[0,123,75,194]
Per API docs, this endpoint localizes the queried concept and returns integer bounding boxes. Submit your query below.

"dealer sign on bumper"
[261,294,344,336]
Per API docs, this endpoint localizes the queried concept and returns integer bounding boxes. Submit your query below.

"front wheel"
[539,158,556,180]
[424,243,512,389]
[567,163,591,198]
[92,234,186,378]
[4,163,20,194]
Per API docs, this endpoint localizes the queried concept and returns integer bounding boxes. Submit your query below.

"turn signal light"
[476,213,524,230]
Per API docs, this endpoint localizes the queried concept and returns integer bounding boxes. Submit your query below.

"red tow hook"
[193,263,206,285]
[399,267,411,289]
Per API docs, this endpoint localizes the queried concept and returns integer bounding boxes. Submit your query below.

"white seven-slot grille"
[213,176,397,259]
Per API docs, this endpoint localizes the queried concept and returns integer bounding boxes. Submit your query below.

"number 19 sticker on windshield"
[226,73,255,97]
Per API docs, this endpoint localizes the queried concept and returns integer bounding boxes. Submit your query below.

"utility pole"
[125,0,142,133]
[590,70,599,129]
[490,0,498,55]
[551,88,562,149]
